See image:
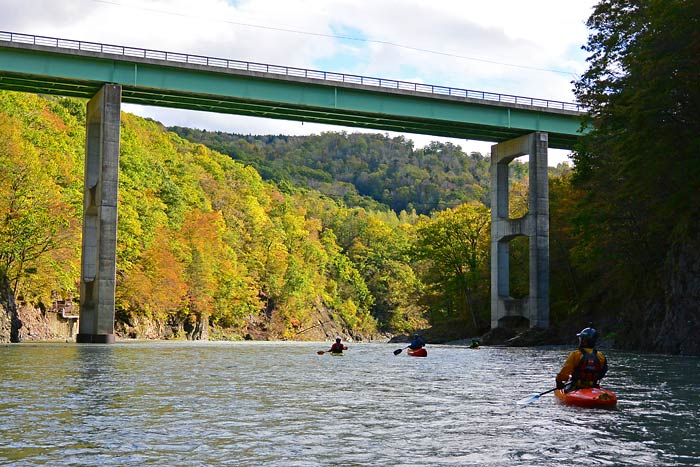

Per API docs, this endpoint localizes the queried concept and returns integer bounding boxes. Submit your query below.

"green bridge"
[0,31,588,342]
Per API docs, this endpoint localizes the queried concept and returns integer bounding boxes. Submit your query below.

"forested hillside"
[0,91,498,342]
[168,128,498,215]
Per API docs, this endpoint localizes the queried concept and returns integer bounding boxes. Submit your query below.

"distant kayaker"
[469,339,480,349]
[408,334,425,351]
[555,327,608,393]
[328,337,347,355]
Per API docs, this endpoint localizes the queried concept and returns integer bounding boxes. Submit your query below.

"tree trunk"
[0,275,21,343]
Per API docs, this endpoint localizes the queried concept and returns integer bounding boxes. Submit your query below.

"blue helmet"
[577,327,598,347]
[336,338,341,343]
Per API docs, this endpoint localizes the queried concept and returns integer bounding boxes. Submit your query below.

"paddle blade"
[317,351,325,355]
[517,394,541,405]
[393,348,403,355]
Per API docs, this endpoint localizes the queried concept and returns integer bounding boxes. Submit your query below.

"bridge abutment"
[490,132,550,330]
[76,84,121,344]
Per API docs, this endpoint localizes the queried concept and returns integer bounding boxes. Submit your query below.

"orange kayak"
[555,387,617,408]
[407,348,427,357]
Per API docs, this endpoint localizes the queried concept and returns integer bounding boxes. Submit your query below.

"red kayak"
[555,387,617,408]
[407,348,427,357]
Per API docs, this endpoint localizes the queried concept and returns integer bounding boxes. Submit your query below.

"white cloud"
[1,0,588,165]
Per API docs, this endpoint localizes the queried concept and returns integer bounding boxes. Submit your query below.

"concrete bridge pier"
[76,84,121,344]
[490,132,550,330]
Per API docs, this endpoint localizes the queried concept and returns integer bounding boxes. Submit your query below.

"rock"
[479,327,517,345]
[655,223,700,355]
[17,303,77,342]
[388,334,410,344]
[504,327,564,347]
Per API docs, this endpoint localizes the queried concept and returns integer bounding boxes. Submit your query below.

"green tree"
[413,202,491,332]
[572,0,700,351]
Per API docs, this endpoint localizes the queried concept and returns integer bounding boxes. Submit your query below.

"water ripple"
[1,342,698,466]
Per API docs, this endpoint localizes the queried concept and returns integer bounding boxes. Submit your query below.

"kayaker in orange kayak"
[406,334,427,357]
[555,327,608,392]
[408,334,426,352]
[328,337,348,355]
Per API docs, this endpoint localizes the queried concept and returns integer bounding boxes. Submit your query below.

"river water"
[1,341,698,466]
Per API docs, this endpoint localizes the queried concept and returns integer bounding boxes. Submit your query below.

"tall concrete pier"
[76,84,121,344]
[490,132,550,329]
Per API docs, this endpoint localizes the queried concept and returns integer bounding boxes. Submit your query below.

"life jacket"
[409,338,425,350]
[330,342,344,353]
[571,348,604,389]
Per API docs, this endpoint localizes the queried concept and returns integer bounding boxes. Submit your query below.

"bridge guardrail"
[0,31,583,112]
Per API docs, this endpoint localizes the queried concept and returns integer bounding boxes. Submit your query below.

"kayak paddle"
[517,387,557,405]
[318,346,348,355]
[393,346,409,356]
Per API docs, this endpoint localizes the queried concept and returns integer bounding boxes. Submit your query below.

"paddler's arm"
[555,351,581,388]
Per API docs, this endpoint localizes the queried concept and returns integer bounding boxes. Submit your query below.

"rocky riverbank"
[0,274,611,348]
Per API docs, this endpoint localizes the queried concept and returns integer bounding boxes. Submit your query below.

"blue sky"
[0,0,598,164]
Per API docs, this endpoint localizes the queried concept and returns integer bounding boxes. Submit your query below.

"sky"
[0,0,598,165]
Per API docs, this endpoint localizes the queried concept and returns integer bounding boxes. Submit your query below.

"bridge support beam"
[76,84,121,344]
[490,132,550,330]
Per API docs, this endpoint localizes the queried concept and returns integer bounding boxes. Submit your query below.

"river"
[1,341,698,466]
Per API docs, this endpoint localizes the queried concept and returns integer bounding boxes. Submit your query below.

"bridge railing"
[1,31,583,112]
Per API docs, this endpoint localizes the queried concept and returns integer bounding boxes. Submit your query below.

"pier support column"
[76,84,121,344]
[490,132,549,330]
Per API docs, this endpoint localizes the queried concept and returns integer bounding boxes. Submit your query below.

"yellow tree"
[413,202,491,332]
[179,210,224,331]
[118,226,187,321]
[0,114,76,301]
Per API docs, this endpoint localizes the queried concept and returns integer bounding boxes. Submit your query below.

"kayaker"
[469,339,480,349]
[408,333,425,351]
[555,327,608,392]
[328,338,347,355]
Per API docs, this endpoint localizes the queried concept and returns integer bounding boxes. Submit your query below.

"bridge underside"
[0,71,577,148]
[0,43,583,149]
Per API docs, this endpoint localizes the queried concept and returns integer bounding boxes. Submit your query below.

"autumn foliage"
[0,91,496,339]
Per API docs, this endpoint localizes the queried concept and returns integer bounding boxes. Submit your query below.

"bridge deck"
[0,31,586,149]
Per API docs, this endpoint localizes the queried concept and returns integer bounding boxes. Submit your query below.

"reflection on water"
[1,342,698,466]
